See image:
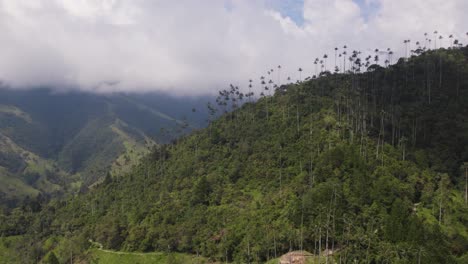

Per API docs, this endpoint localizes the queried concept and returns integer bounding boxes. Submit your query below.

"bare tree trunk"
[465,167,467,204]
[274,235,277,259]
[439,53,443,89]
[439,195,442,223]
[418,248,422,264]
[318,226,322,262]
[247,240,251,264]
[279,150,282,197]
[296,105,300,132]
[301,206,304,252]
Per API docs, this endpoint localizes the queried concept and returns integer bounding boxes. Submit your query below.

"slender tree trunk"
[418,248,422,264]
[296,105,300,132]
[318,226,322,262]
[247,240,251,264]
[274,235,277,259]
[465,167,467,204]
[439,195,442,223]
[279,150,282,197]
[439,52,443,89]
[301,199,304,252]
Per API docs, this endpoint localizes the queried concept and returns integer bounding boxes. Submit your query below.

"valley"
[0,89,209,207]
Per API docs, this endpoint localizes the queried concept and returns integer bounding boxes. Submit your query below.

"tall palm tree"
[424,32,428,49]
[343,45,348,73]
[403,40,408,58]
[439,35,444,89]
[404,40,411,58]
[334,47,338,71]
[314,58,319,76]
[338,53,342,74]
[248,79,253,103]
[323,54,328,71]
[387,48,393,64]
[268,79,273,96]
[298,68,303,82]
[277,65,282,85]
[433,30,438,49]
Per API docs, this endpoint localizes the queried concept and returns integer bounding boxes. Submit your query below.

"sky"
[0,0,467,95]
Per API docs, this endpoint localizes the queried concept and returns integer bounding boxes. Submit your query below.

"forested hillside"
[1,46,468,263]
[0,89,208,208]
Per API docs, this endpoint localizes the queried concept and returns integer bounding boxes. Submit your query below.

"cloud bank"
[0,0,466,95]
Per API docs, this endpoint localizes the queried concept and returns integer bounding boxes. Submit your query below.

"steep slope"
[0,89,208,204]
[2,47,468,263]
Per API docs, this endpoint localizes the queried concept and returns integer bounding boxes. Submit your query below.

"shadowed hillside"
[0,88,209,206]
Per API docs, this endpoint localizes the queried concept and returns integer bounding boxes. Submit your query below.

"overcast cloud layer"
[0,0,467,95]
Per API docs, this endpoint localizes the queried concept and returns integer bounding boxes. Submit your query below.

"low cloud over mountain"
[0,0,467,95]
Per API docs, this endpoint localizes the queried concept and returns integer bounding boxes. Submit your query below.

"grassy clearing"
[89,249,208,264]
[110,119,155,176]
[0,169,39,197]
[0,236,22,264]
[0,105,32,123]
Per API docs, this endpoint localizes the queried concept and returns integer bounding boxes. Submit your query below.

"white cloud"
[0,0,466,95]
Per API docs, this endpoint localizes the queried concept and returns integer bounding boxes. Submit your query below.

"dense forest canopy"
[1,44,468,263]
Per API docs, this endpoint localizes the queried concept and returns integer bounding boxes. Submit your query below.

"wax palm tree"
[314,58,319,76]
[338,53,342,74]
[268,79,273,96]
[387,48,393,64]
[334,47,338,70]
[298,68,303,82]
[323,54,328,71]
[343,45,348,72]
[264,83,270,120]
[438,36,444,89]
[424,32,428,49]
[277,65,282,85]
[248,79,253,103]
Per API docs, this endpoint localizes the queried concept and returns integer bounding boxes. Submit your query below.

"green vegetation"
[0,236,22,264]
[0,90,207,207]
[1,46,468,263]
[89,249,206,264]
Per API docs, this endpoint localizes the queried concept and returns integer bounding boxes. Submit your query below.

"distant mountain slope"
[0,88,209,203]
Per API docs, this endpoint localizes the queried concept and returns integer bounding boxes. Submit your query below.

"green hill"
[0,89,208,206]
[2,46,468,263]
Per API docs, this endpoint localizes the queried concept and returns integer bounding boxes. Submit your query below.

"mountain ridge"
[0,88,209,204]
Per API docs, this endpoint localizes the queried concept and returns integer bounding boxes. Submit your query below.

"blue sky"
[267,0,305,25]
[272,0,380,25]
